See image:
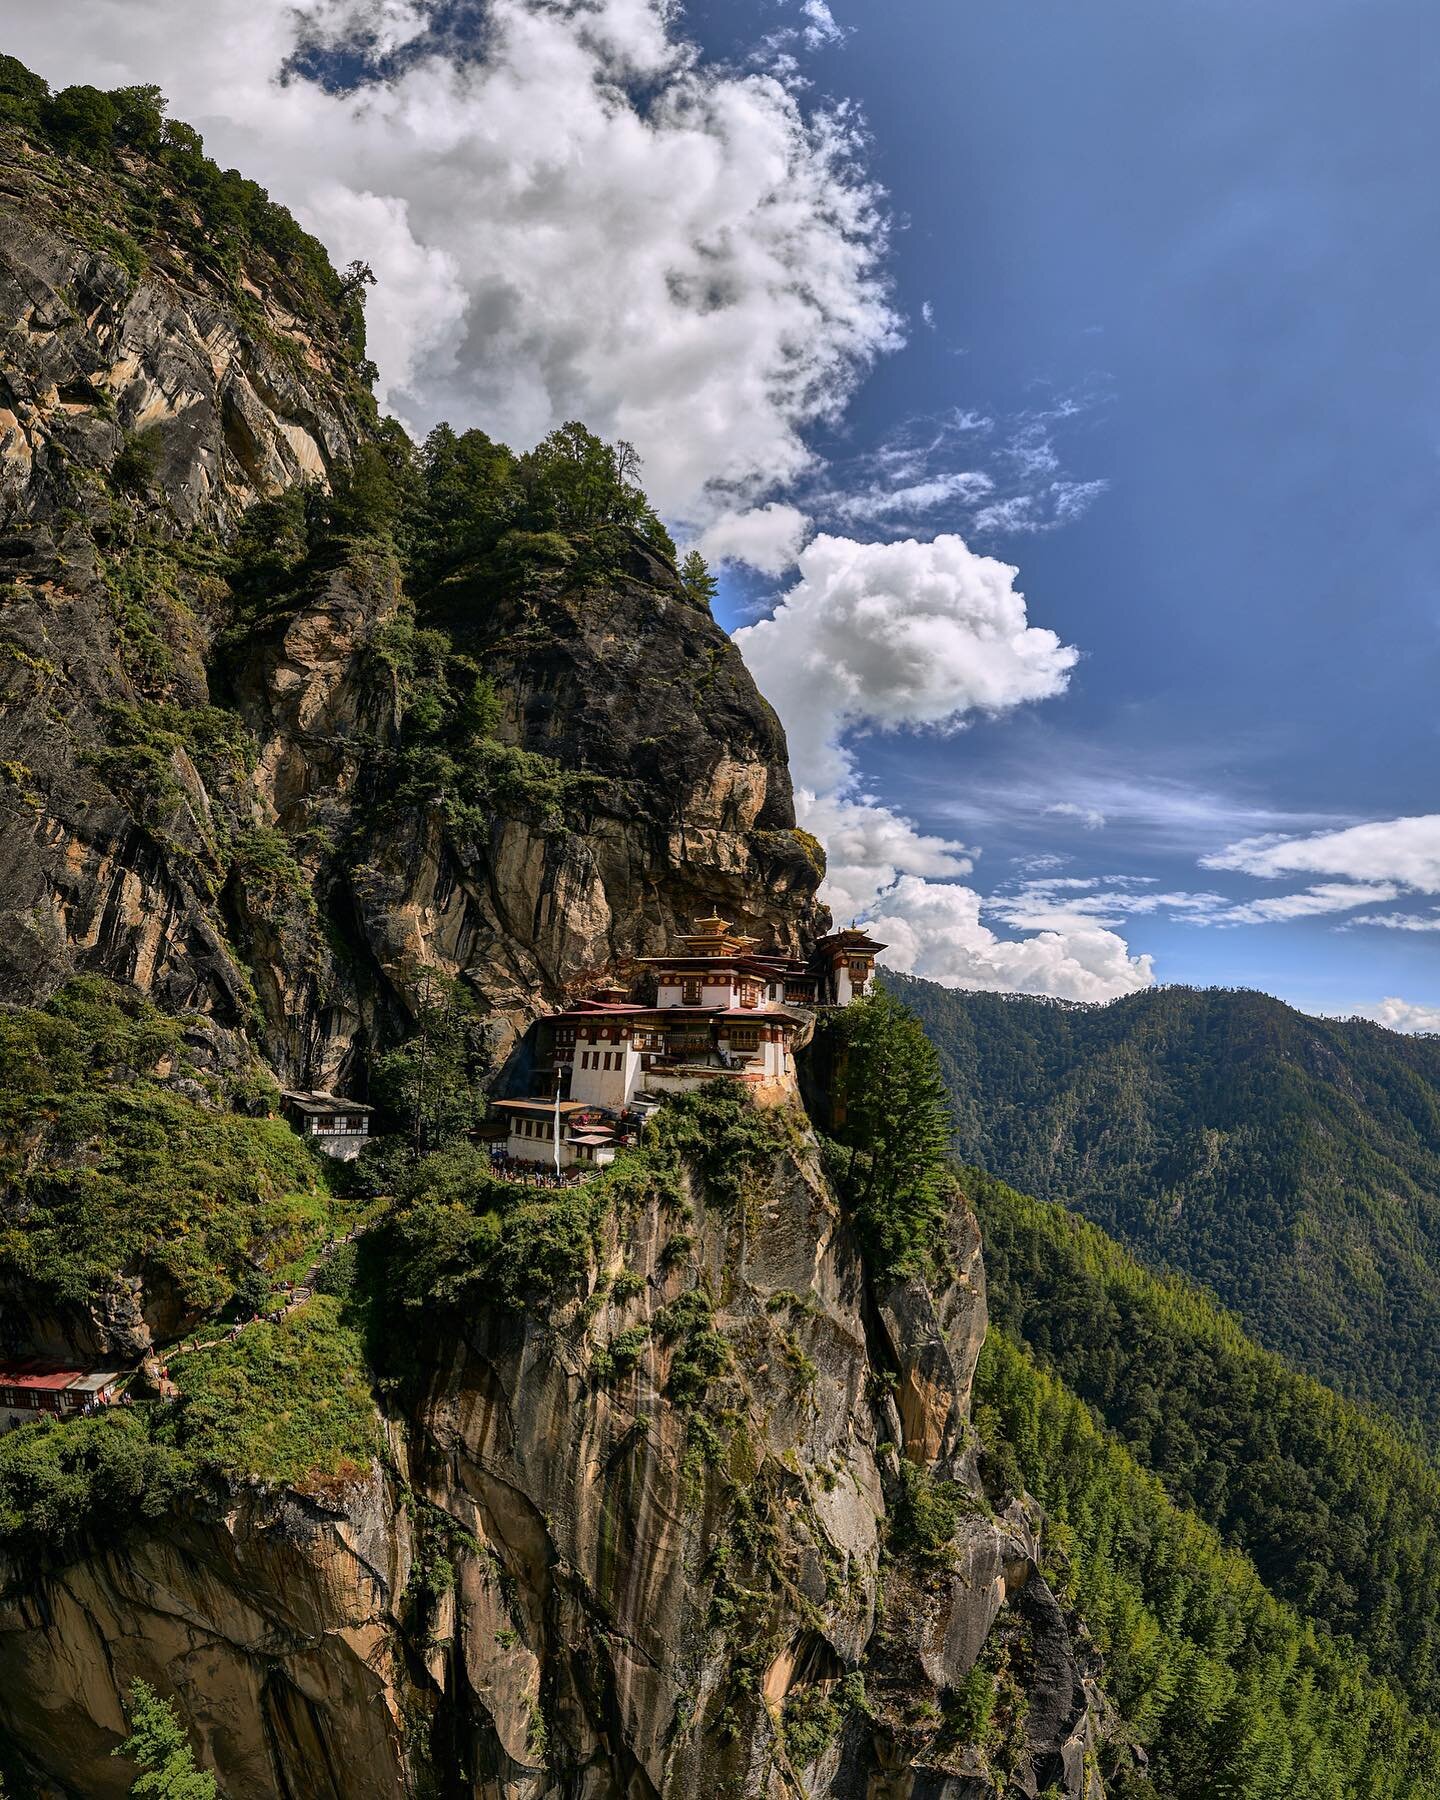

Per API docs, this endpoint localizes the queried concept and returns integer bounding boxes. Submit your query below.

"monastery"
[494,912,886,1173]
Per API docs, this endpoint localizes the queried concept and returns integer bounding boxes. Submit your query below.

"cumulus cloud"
[733,532,1079,792]
[1349,911,1440,932]
[869,877,1154,1002]
[694,503,811,575]
[796,788,973,924]
[734,534,1152,1001]
[1204,815,1440,892]
[1357,997,1440,1034]
[9,0,900,519]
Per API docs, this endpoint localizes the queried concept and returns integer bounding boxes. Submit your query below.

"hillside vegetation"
[973,1170,1440,1715]
[977,1329,1440,1800]
[887,973,1440,1438]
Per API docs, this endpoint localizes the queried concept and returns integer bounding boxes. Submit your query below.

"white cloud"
[920,300,936,330]
[1349,911,1440,932]
[796,788,973,924]
[9,0,900,520]
[832,471,994,524]
[869,876,1153,1002]
[1206,881,1401,926]
[801,0,846,47]
[694,503,811,575]
[1047,801,1106,830]
[1356,997,1440,1034]
[735,534,1151,1001]
[733,532,1079,792]
[1204,815,1440,892]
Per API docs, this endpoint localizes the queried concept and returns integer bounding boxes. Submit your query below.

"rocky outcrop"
[0,118,825,1091]
[0,1471,412,1799]
[0,1121,1106,1800]
[0,97,1111,1800]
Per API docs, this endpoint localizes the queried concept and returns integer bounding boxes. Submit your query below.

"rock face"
[0,118,825,1091]
[0,1122,1106,1800]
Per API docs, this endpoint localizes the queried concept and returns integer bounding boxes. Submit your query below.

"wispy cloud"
[1205,814,1440,892]
[801,389,1109,540]
[1347,910,1440,932]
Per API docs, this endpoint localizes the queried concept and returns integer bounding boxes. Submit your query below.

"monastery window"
[682,978,702,1005]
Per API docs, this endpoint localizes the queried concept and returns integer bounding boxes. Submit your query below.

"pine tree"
[112,1680,216,1799]
[678,549,718,609]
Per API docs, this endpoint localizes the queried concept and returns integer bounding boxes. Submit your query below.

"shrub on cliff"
[0,979,335,1318]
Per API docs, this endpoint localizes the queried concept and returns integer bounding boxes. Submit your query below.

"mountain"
[5,53,1437,1800]
[0,60,1113,1800]
[886,973,1440,1441]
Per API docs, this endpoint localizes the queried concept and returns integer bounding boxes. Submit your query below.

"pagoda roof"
[814,928,887,955]
[282,1090,375,1115]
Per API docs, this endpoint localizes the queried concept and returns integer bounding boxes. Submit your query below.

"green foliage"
[811,990,954,1280]
[0,1409,192,1558]
[385,1143,610,1313]
[0,54,48,127]
[112,1679,216,1800]
[678,549,717,609]
[976,1329,1440,1800]
[112,427,164,494]
[648,1080,791,1212]
[170,1296,376,1489]
[889,1460,972,1561]
[974,1170,1440,1715]
[83,701,254,837]
[781,1684,844,1767]
[381,1082,781,1328]
[0,977,327,1316]
[400,418,676,596]
[1,53,366,361]
[888,975,1440,1441]
[383,631,593,844]
[655,1288,730,1408]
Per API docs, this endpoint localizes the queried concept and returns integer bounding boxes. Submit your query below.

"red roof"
[0,1365,85,1392]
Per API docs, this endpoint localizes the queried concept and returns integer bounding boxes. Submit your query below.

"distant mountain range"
[886,974,1440,1442]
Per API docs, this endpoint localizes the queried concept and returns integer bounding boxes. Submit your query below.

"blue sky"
[699,0,1440,1019]
[13,0,1439,1019]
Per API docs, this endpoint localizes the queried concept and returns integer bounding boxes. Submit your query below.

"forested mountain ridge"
[973,1170,1440,1716]
[886,972,1440,1438]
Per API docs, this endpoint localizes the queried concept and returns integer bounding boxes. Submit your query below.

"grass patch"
[171,1295,377,1489]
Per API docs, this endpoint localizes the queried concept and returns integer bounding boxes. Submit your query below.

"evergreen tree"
[112,1680,216,1800]
[819,989,954,1278]
[679,549,717,609]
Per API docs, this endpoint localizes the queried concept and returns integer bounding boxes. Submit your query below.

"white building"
[281,1092,375,1162]
[494,911,886,1169]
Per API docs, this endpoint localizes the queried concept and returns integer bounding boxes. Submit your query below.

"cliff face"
[0,114,823,1089]
[0,1122,1105,1800]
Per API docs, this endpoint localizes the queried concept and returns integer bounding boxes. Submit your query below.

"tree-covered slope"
[886,973,1440,1437]
[971,1169,1440,1716]
[975,1328,1440,1800]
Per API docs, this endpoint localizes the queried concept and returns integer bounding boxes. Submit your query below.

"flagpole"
[554,1081,562,1175]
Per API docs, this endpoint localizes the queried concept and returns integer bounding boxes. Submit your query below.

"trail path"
[162,1227,360,1360]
